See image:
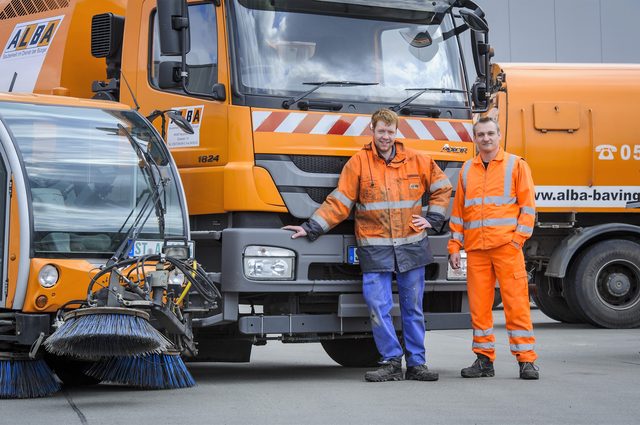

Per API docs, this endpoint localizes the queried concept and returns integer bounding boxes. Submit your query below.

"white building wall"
[460,0,640,76]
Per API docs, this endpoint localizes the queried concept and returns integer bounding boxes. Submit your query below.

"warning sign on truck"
[166,105,204,148]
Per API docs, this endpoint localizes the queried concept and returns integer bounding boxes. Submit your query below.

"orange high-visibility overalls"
[448,147,537,362]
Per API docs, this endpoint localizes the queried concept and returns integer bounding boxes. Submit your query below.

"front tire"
[566,239,640,328]
[45,354,101,386]
[321,338,380,367]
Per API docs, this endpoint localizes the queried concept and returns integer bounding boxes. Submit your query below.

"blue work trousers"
[362,267,426,367]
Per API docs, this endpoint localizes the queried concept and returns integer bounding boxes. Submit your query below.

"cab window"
[150,2,218,94]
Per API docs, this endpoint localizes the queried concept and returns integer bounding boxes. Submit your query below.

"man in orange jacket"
[448,116,539,379]
[284,109,452,382]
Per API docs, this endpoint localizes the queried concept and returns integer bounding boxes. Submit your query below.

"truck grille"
[290,155,350,174]
[0,0,69,20]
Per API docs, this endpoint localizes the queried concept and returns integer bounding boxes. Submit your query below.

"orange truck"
[0,0,498,365]
[490,63,640,328]
[0,91,200,389]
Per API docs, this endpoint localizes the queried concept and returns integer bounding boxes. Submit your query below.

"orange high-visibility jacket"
[303,140,452,272]
[447,147,536,253]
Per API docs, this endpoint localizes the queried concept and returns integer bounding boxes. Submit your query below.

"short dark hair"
[473,116,500,136]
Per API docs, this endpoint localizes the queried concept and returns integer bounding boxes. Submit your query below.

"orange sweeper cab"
[0,93,220,398]
[0,0,496,365]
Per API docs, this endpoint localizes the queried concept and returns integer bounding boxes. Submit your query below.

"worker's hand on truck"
[449,252,461,269]
[282,225,308,239]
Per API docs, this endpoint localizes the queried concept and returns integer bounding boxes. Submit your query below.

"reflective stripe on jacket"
[304,140,452,273]
[447,147,535,253]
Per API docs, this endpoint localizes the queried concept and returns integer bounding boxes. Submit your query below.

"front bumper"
[220,228,466,292]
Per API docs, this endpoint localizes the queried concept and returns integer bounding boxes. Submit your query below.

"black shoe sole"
[405,374,439,381]
[461,370,495,378]
[365,373,403,382]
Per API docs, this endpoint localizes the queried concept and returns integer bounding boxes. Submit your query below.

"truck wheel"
[45,354,101,386]
[566,239,640,328]
[321,338,380,367]
[492,289,502,310]
[533,271,583,323]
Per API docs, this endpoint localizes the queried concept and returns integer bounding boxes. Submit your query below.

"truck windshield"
[0,102,187,256]
[230,0,467,107]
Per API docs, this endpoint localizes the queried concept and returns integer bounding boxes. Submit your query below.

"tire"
[45,354,102,386]
[565,239,640,328]
[492,289,502,310]
[533,270,583,323]
[321,338,380,367]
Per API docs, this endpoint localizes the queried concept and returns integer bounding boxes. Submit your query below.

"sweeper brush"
[44,307,172,359]
[0,353,61,399]
[86,351,195,389]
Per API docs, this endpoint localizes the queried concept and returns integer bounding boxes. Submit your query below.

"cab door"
[0,135,11,307]
[128,0,229,215]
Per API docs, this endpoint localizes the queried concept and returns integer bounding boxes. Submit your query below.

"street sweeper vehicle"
[0,0,496,366]
[0,92,221,398]
[487,63,640,329]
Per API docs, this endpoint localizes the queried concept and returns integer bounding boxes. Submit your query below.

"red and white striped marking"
[252,110,473,142]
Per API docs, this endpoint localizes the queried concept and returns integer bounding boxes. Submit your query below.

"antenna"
[8,72,17,92]
[119,69,140,111]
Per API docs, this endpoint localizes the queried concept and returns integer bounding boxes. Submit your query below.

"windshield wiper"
[390,87,468,114]
[282,81,378,109]
[109,124,168,264]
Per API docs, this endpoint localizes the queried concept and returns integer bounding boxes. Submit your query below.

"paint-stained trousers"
[362,267,426,367]
[467,243,537,363]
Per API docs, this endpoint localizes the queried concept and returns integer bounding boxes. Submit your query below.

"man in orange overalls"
[284,109,451,382]
[448,116,539,380]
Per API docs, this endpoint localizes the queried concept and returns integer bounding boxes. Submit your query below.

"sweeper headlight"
[38,264,59,288]
[169,269,185,286]
[243,246,295,280]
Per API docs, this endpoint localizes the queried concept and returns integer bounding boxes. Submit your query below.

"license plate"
[447,250,467,280]
[347,246,359,265]
[128,240,195,258]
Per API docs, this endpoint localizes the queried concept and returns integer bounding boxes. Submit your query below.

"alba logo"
[178,107,203,124]
[3,16,63,54]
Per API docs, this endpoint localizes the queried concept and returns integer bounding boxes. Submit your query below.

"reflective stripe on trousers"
[466,243,537,363]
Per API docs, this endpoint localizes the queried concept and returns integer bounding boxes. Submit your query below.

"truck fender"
[545,223,640,278]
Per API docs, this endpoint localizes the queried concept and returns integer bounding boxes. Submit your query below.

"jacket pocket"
[360,178,380,202]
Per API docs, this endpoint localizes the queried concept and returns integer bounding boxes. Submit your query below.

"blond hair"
[371,108,398,129]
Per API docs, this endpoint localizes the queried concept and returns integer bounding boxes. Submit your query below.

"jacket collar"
[365,140,407,166]
[473,146,505,164]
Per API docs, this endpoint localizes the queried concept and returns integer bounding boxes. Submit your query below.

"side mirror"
[211,83,226,101]
[158,61,182,89]
[471,80,488,110]
[459,8,489,33]
[166,110,194,134]
[157,0,190,56]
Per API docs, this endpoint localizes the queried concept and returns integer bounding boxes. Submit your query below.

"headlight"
[38,264,59,288]
[447,251,467,281]
[169,270,185,286]
[243,246,295,280]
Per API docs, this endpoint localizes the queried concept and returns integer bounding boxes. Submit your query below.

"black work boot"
[405,364,439,381]
[364,359,403,382]
[461,354,495,378]
[519,362,540,380]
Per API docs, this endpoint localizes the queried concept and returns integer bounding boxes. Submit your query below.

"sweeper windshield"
[0,101,188,256]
